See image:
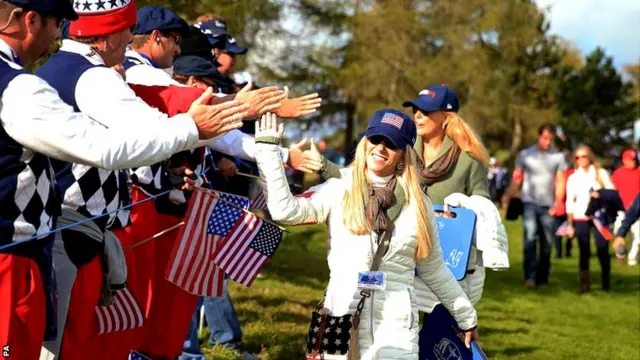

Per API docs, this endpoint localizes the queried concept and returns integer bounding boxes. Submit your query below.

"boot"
[579,271,590,294]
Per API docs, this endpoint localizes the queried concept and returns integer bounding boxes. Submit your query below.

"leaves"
[557,48,637,156]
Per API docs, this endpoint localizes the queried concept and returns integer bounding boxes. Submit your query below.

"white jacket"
[566,165,615,220]
[415,193,509,313]
[255,143,477,360]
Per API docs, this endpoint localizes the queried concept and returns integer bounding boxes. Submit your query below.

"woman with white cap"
[253,109,478,359]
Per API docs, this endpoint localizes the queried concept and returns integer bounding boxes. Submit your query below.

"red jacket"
[612,166,640,210]
[554,167,575,216]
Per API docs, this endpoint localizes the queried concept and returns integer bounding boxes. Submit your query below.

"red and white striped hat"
[69,0,137,38]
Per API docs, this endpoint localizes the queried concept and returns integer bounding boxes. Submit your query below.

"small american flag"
[592,210,613,241]
[555,220,570,236]
[251,190,268,211]
[94,288,143,335]
[380,113,404,129]
[213,213,283,287]
[419,89,436,98]
[165,189,249,296]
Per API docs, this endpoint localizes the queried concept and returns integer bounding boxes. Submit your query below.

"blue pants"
[181,279,243,358]
[575,221,610,290]
[523,203,555,283]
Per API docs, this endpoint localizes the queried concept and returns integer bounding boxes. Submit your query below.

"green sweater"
[321,136,489,205]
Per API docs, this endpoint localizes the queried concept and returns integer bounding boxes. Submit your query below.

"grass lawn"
[202,219,640,360]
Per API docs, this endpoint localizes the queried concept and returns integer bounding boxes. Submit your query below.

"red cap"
[622,149,638,161]
[69,0,137,38]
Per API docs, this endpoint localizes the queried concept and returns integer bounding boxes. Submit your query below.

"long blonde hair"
[575,145,605,187]
[341,138,434,260]
[444,113,490,167]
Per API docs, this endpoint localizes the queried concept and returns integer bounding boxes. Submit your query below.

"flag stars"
[82,1,91,10]
[95,0,106,9]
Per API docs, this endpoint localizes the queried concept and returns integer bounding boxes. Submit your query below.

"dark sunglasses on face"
[412,107,435,116]
[160,31,181,45]
[368,135,399,150]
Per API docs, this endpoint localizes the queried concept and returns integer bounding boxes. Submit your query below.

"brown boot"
[579,270,590,294]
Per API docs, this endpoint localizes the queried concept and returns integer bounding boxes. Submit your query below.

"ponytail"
[444,113,490,167]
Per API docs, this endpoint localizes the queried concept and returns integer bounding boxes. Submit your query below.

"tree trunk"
[508,115,522,163]
[345,101,356,149]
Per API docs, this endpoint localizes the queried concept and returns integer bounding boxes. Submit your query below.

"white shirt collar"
[0,38,22,69]
[60,39,106,66]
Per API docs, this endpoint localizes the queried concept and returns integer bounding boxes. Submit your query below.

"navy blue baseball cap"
[173,56,234,88]
[173,56,218,77]
[223,36,248,55]
[402,84,460,113]
[7,0,78,21]
[364,109,417,149]
[194,20,248,55]
[133,6,189,36]
[193,19,228,48]
[179,25,220,66]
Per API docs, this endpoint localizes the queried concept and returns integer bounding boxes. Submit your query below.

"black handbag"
[305,224,394,360]
[505,197,523,221]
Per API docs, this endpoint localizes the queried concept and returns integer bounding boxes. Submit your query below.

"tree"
[136,0,284,71]
[557,48,637,156]
[256,0,567,159]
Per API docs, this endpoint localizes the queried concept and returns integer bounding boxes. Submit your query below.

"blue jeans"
[180,279,243,358]
[523,203,555,283]
[181,298,205,359]
[575,221,610,290]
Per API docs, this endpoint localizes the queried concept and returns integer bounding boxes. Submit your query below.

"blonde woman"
[296,85,491,316]
[566,145,615,293]
[254,110,478,359]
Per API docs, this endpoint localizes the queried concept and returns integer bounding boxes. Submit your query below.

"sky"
[536,0,640,138]
[534,0,640,69]
[534,0,640,141]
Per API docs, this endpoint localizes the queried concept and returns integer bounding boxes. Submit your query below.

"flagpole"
[197,187,288,232]
[236,172,260,180]
[124,221,186,252]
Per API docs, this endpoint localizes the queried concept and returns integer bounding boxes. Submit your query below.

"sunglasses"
[368,135,400,150]
[575,154,589,160]
[161,31,181,45]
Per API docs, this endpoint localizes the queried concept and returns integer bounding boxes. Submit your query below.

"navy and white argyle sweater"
[37,51,130,231]
[0,55,60,253]
[122,54,207,217]
[131,147,206,217]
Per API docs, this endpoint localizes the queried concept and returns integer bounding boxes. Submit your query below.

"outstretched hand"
[288,138,323,173]
[255,112,284,139]
[236,81,286,119]
[275,86,323,118]
[188,89,249,140]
